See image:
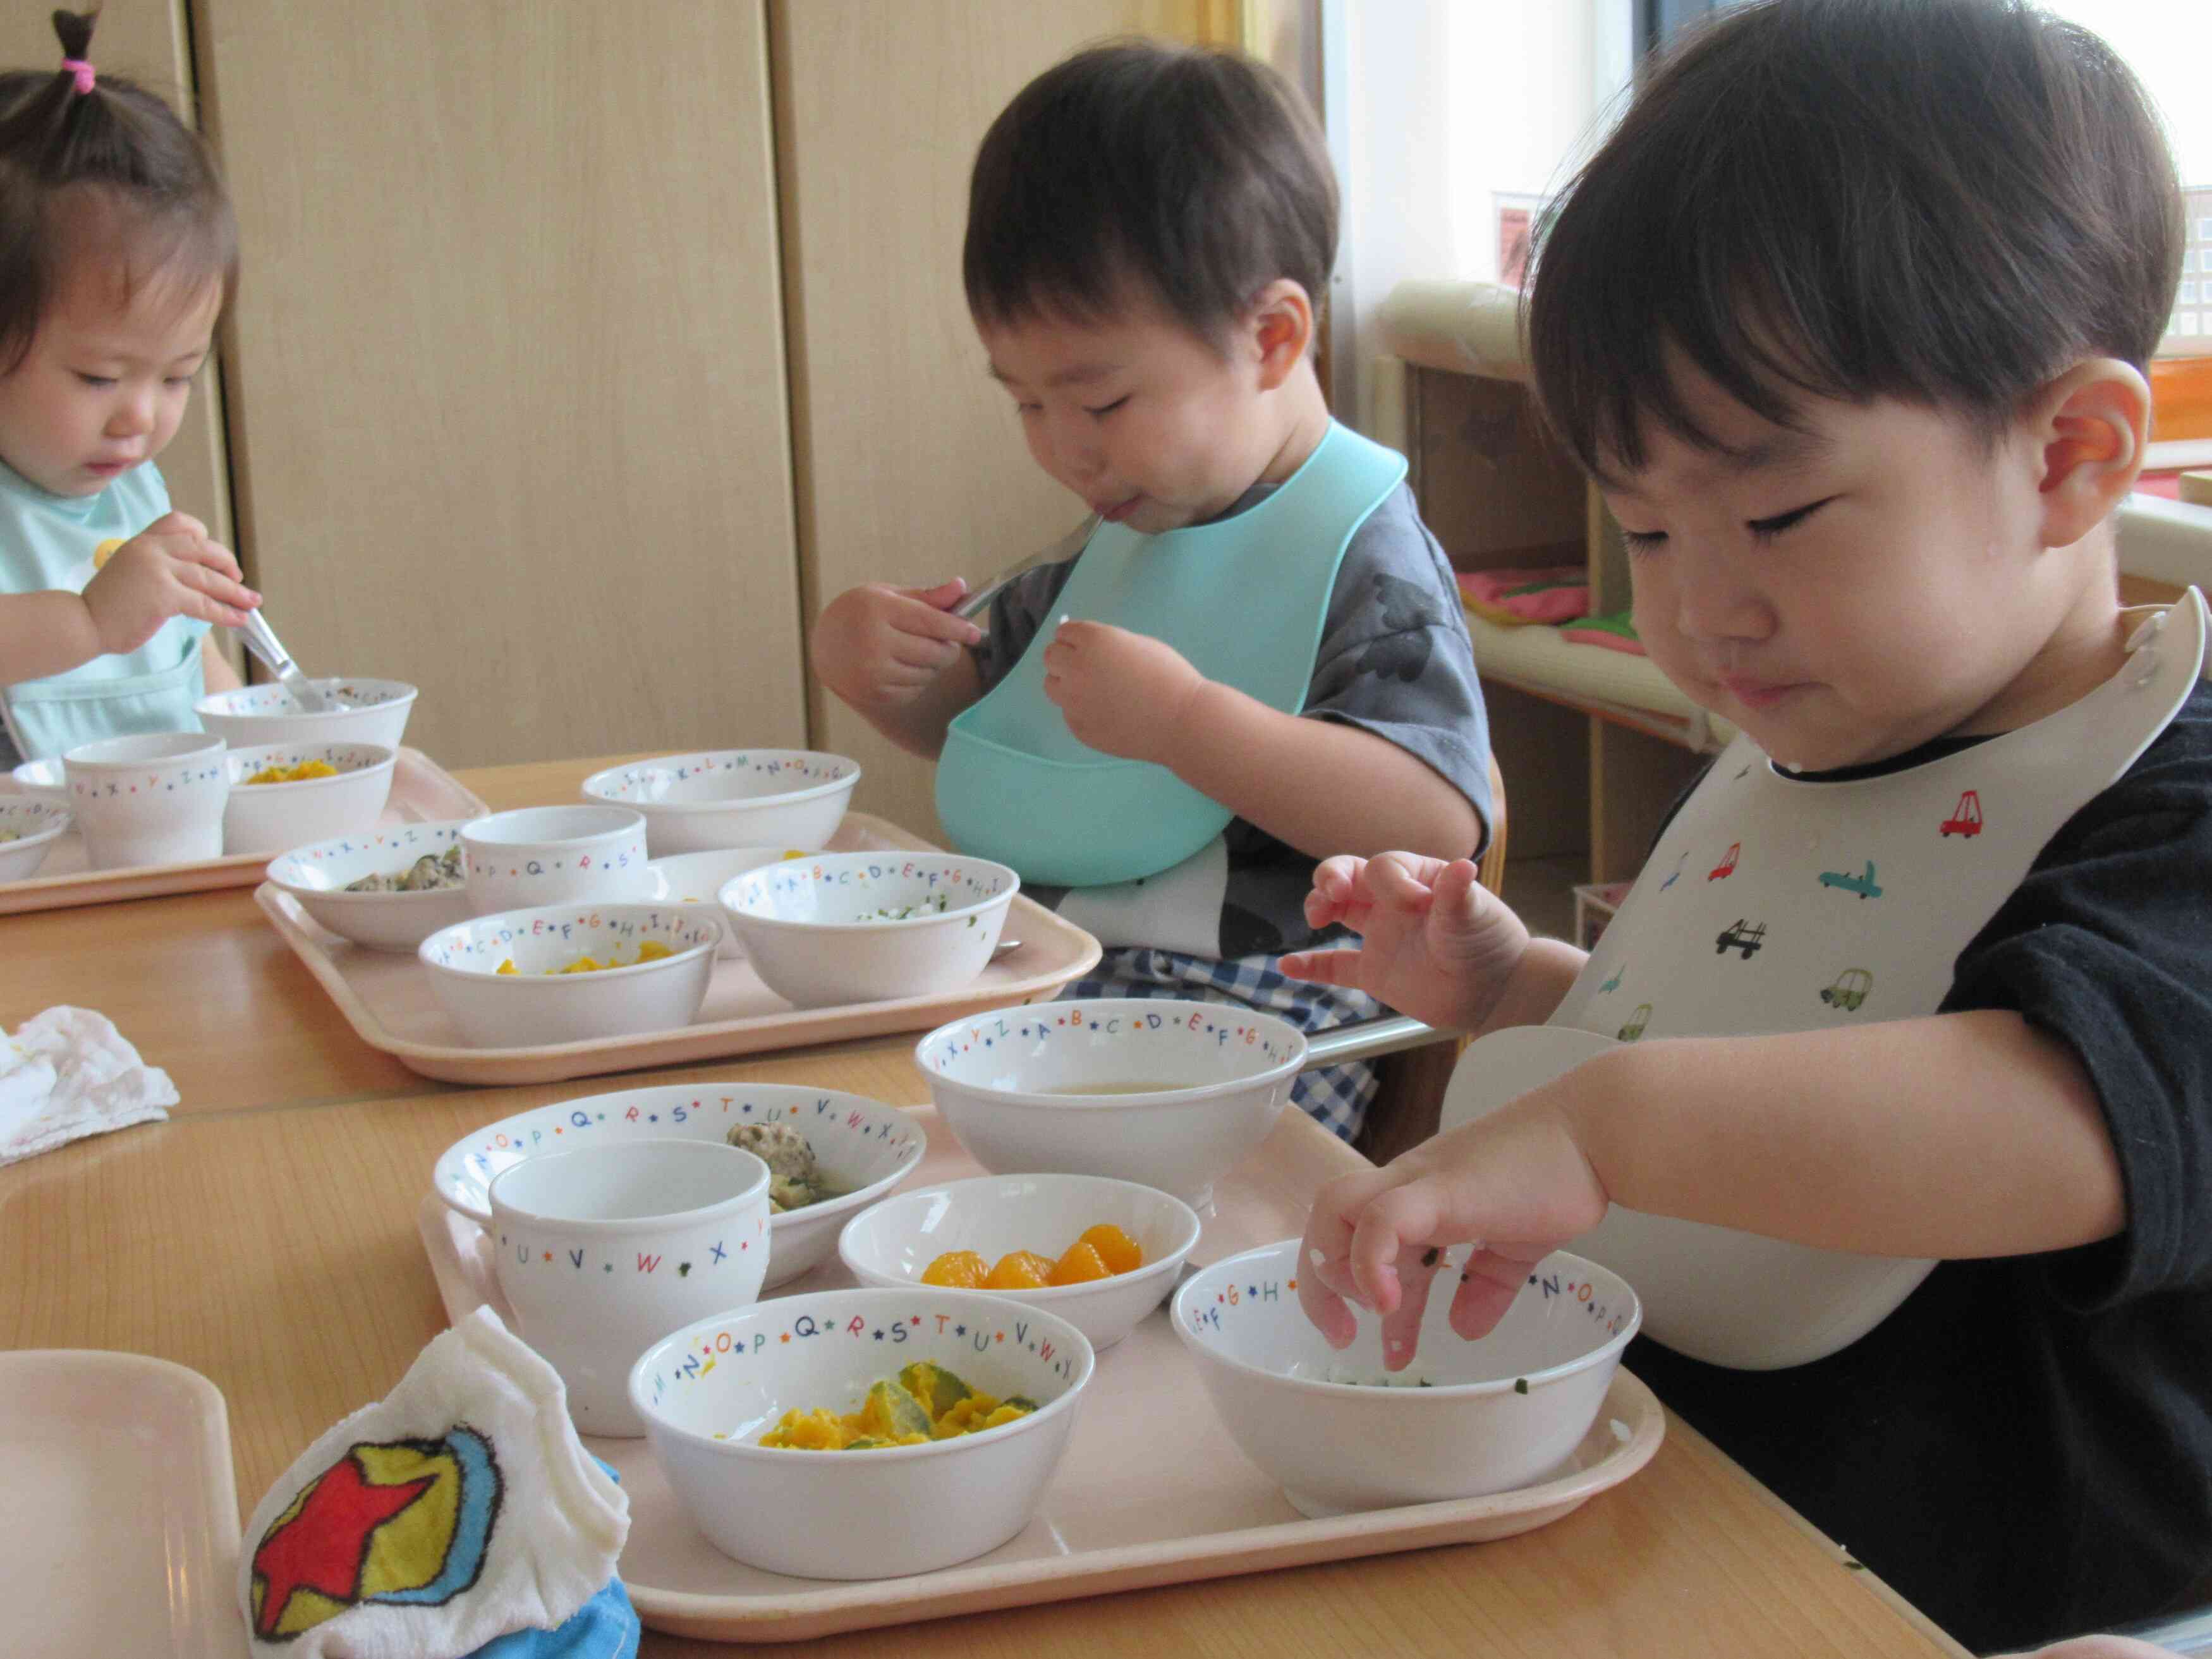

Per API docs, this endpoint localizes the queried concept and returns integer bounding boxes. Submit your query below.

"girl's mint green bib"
[0,459,209,761]
[937,422,1406,887]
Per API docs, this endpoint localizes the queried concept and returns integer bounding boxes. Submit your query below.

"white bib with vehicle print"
[1440,588,2208,1370]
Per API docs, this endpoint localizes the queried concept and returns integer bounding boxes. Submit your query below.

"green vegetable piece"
[1004,1395,1038,1412]
[898,1361,975,1419]
[1514,1377,1529,1395]
[857,1378,933,1440]
[844,1436,886,1450]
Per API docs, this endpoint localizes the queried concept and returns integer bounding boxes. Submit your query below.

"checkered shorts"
[1062,945,1385,1142]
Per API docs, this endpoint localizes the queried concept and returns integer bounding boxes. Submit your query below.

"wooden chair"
[1352,753,1506,1165]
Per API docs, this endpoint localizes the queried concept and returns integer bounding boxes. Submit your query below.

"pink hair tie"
[61,58,94,95]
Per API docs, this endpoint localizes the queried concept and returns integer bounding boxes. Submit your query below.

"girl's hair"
[1524,0,2183,476]
[0,7,237,374]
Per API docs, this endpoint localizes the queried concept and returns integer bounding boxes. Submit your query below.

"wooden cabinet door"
[0,3,233,549]
[196,2,801,767]
[773,0,1222,841]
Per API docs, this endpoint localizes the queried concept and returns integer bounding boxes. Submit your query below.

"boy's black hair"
[0,8,237,375]
[964,39,1335,343]
[1525,0,2184,475]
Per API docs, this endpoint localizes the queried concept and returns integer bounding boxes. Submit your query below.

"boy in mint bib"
[813,40,1492,1141]
[0,15,259,767]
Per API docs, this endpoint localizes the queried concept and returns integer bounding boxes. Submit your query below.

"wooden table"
[0,758,1968,1658]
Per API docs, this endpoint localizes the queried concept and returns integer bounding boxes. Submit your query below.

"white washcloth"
[0,1006,177,1166]
[239,1306,629,1657]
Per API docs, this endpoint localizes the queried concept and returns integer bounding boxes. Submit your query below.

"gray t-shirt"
[969,480,1492,958]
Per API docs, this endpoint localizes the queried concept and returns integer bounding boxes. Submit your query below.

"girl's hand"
[82,512,258,655]
[1040,619,1203,762]
[812,578,983,712]
[1297,1097,1608,1368]
[1281,852,1530,1031]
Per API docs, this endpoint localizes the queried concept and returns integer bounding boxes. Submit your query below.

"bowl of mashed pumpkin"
[221,740,397,856]
[416,900,720,1047]
[628,1285,1093,1578]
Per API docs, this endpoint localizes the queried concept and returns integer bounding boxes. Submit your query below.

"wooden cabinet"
[195,1,801,769]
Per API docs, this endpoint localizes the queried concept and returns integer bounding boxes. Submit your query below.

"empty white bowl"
[221,741,396,856]
[264,818,479,951]
[580,749,860,856]
[1172,1241,1641,1517]
[195,676,417,750]
[432,1082,927,1289]
[643,846,806,959]
[718,851,1018,1008]
[8,757,63,803]
[418,901,720,1047]
[62,731,229,869]
[915,998,1308,1208]
[0,800,72,880]
[461,805,651,915]
[629,1286,1093,1579]
[838,1173,1200,1351]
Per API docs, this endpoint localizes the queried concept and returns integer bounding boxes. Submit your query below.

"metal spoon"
[234,611,336,713]
[955,516,1097,624]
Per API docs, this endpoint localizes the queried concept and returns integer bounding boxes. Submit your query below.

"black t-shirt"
[1630,679,2212,1652]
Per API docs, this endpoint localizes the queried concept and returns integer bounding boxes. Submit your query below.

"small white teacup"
[61,731,229,870]
[461,804,650,915]
[489,1138,771,1437]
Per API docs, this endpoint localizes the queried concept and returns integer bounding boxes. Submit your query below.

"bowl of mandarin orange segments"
[836,1171,1201,1350]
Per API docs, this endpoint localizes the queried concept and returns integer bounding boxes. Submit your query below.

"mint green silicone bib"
[936,422,1406,887]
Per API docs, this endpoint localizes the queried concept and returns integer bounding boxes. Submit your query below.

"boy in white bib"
[1286,1,2211,1648]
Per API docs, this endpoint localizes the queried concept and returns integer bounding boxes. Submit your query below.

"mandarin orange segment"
[1077,1224,1143,1275]
[1048,1241,1111,1285]
[920,1249,988,1289]
[984,1250,1057,1290]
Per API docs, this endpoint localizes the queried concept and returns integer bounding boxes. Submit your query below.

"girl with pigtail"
[0,5,258,765]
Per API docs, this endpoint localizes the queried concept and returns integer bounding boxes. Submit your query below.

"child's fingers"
[172,537,245,581]
[1346,1174,1459,1316]
[1377,1248,1448,1370]
[1447,1248,1541,1342]
[1278,944,1364,986]
[894,599,983,648]
[910,577,969,611]
[183,563,260,611]
[1297,1169,1408,1346]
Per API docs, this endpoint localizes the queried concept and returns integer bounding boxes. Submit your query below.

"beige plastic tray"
[0,746,487,915]
[264,813,1105,1085]
[0,1349,243,1657]
[418,1103,1663,1644]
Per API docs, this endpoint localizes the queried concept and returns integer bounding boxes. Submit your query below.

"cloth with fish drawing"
[0,1006,178,1167]
[240,1306,636,1657]
[1508,589,2209,1371]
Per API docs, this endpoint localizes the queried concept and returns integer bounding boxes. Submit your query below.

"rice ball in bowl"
[915,999,1307,1208]
[1172,1239,1641,1517]
[629,1286,1092,1579]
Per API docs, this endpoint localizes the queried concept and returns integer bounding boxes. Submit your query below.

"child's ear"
[2026,358,2151,550]
[1245,279,1314,390]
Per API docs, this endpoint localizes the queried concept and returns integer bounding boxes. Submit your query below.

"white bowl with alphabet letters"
[628,1287,1093,1579]
[914,997,1307,1210]
[837,1172,1198,1350]
[1172,1239,1641,1518]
